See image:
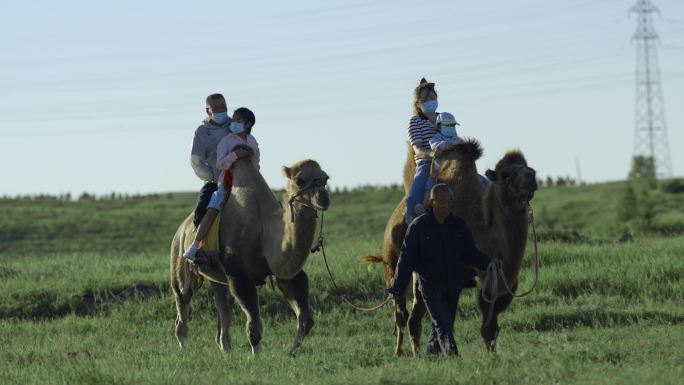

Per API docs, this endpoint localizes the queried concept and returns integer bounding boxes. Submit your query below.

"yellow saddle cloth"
[199,215,221,253]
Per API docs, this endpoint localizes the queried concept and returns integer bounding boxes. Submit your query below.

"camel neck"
[281,193,318,260]
[484,185,529,274]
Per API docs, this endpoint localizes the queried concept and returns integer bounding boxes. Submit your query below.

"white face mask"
[420,100,438,114]
[211,112,229,124]
[230,122,245,134]
[440,126,457,138]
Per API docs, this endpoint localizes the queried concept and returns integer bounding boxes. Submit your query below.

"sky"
[0,0,682,196]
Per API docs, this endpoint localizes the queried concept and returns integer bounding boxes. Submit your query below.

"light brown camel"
[363,139,537,356]
[170,158,330,355]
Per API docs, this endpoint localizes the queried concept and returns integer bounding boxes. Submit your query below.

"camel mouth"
[311,190,330,211]
[312,198,330,211]
[519,189,535,202]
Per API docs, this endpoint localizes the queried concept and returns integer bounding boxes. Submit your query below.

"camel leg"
[210,281,234,352]
[393,290,409,356]
[407,275,427,357]
[277,270,314,356]
[172,282,193,349]
[228,270,263,356]
[478,284,516,352]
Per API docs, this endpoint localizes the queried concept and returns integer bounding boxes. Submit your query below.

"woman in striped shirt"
[405,78,439,224]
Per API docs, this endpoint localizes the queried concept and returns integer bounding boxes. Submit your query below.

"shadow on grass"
[1,283,165,320]
[258,279,389,318]
[1,278,389,321]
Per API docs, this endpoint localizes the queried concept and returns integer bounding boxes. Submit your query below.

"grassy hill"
[1,178,682,255]
[1,179,682,384]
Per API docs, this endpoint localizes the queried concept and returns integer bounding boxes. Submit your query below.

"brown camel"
[363,139,537,356]
[170,158,330,355]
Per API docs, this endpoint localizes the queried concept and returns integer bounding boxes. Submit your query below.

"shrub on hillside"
[628,155,657,189]
[661,179,684,194]
[618,185,638,222]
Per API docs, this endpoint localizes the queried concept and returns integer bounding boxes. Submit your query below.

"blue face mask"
[440,126,457,138]
[211,112,229,124]
[421,100,438,114]
[230,122,245,134]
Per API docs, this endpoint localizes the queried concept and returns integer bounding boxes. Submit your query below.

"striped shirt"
[407,115,437,162]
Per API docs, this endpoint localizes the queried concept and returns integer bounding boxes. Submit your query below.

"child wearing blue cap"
[430,112,491,189]
[430,112,463,179]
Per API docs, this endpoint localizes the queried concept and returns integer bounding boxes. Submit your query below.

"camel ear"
[420,77,428,84]
[485,169,497,182]
[282,166,292,179]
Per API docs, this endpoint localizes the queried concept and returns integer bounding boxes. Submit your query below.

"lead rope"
[311,211,392,312]
[480,203,541,325]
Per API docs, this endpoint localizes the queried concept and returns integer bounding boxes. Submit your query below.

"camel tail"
[360,255,384,264]
[455,138,483,164]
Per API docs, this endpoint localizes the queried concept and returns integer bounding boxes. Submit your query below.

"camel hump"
[454,138,483,163]
[360,255,384,264]
[230,159,284,216]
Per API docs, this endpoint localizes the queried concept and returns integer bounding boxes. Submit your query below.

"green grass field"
[1,182,683,384]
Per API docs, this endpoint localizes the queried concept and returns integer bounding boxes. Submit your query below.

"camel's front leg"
[477,284,515,352]
[277,270,314,356]
[210,281,234,352]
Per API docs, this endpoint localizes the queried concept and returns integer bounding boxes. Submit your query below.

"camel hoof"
[289,342,305,357]
[410,340,419,358]
[251,343,261,357]
[218,336,232,353]
[175,324,188,350]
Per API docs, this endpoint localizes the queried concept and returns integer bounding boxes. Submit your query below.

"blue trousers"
[421,289,461,355]
[406,159,434,222]
[479,174,491,189]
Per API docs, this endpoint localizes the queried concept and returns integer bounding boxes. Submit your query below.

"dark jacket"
[388,210,491,296]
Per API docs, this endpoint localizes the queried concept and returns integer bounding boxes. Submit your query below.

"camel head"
[283,159,330,211]
[485,150,537,208]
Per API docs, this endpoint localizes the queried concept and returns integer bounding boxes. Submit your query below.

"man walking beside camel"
[388,184,492,357]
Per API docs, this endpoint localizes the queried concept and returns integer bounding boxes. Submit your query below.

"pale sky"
[1,0,682,196]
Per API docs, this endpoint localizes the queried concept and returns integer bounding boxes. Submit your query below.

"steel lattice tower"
[630,0,672,178]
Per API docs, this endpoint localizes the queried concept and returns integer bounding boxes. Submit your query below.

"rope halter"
[287,177,327,222]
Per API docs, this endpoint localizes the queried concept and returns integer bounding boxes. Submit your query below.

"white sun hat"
[436,112,460,126]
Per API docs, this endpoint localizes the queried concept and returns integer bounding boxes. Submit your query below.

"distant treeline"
[0,185,406,202]
[0,192,175,202]
[4,176,682,202]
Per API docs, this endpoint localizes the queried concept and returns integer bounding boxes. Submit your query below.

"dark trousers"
[193,182,217,227]
[421,289,461,355]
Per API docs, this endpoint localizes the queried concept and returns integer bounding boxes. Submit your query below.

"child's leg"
[405,159,432,223]
[183,186,226,260]
[424,176,436,200]
[193,182,218,227]
[479,174,491,188]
